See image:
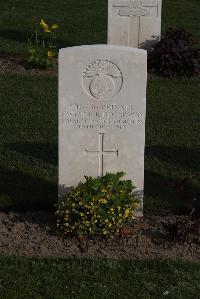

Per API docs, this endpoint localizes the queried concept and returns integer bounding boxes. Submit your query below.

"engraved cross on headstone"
[85,133,118,177]
[113,0,159,47]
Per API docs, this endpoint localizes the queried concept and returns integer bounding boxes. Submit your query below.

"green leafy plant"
[148,27,200,77]
[27,19,59,69]
[56,172,140,238]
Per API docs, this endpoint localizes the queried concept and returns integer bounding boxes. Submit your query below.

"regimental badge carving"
[114,0,150,17]
[82,60,123,100]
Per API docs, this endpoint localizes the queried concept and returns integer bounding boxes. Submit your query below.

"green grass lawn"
[0,1,200,298]
[0,75,57,210]
[0,0,199,212]
[0,75,199,212]
[0,0,199,55]
[0,257,199,299]
[145,77,200,213]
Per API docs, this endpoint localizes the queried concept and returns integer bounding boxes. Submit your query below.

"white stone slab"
[59,45,147,212]
[108,0,162,49]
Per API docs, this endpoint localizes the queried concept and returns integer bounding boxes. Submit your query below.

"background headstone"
[59,45,147,213]
[108,0,162,49]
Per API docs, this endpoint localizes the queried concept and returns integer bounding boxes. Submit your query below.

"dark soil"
[0,54,57,76]
[0,211,199,261]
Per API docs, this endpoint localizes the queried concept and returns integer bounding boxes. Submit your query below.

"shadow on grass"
[0,29,78,50]
[146,145,200,172]
[0,29,31,43]
[57,39,80,50]
[0,166,57,211]
[144,169,200,214]
[144,170,178,213]
[144,145,200,214]
[2,144,199,213]
[9,142,58,165]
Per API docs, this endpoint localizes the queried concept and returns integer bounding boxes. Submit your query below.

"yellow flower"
[40,19,51,32]
[125,208,130,217]
[52,24,59,30]
[44,27,51,33]
[99,198,107,204]
[40,19,48,30]
[47,50,54,57]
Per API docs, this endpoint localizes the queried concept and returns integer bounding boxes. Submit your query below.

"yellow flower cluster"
[47,50,54,57]
[56,173,140,237]
[57,198,139,237]
[99,198,107,204]
[40,19,59,33]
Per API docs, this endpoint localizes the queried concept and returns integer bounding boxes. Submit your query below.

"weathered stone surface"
[59,45,147,211]
[108,0,162,49]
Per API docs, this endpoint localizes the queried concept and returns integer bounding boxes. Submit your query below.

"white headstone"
[59,45,147,213]
[108,0,162,49]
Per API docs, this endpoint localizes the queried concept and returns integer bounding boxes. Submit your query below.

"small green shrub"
[56,172,140,237]
[27,19,59,69]
[148,27,200,77]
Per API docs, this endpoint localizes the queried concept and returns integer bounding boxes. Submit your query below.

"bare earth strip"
[0,212,199,261]
[0,56,57,76]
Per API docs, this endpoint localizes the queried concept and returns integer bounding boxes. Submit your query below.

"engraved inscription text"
[114,1,150,17]
[61,102,145,130]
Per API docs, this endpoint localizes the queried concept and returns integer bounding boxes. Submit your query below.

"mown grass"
[0,1,199,298]
[0,75,57,210]
[145,76,200,213]
[0,74,199,212]
[0,1,199,212]
[0,256,199,299]
[0,0,199,55]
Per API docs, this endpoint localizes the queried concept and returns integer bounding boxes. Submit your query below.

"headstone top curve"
[59,45,147,55]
